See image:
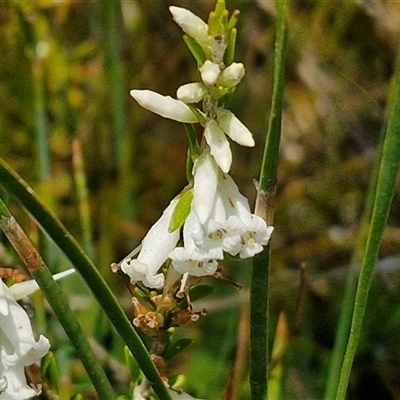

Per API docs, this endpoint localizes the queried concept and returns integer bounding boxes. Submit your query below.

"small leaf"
[70,394,83,400]
[133,287,157,311]
[42,351,60,394]
[170,374,187,390]
[163,338,193,360]
[169,190,193,233]
[124,346,141,383]
[183,34,206,66]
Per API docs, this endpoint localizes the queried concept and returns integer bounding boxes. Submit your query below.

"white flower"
[121,198,180,288]
[192,151,219,225]
[204,119,232,173]
[190,170,273,262]
[238,216,274,258]
[216,109,255,147]
[199,60,221,86]
[176,83,206,104]
[218,62,245,89]
[169,6,212,56]
[0,280,50,399]
[130,90,198,123]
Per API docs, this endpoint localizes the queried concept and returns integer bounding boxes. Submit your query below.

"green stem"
[249,1,288,399]
[0,158,172,400]
[335,44,400,399]
[324,124,384,399]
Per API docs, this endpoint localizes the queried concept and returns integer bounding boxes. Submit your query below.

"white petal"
[177,82,206,104]
[204,119,232,173]
[121,197,180,288]
[10,268,75,301]
[130,90,198,123]
[171,255,218,277]
[216,109,255,147]
[169,6,211,51]
[193,151,219,224]
[200,60,221,86]
[218,62,245,89]
[218,172,252,225]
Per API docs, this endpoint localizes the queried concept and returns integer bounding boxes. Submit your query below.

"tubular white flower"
[218,62,245,89]
[177,83,206,104]
[130,90,198,123]
[169,6,212,54]
[200,60,221,86]
[193,151,219,225]
[204,119,232,173]
[121,198,180,288]
[216,109,255,147]
[0,280,50,399]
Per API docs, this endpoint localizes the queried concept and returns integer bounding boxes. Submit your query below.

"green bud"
[224,27,237,65]
[124,346,141,383]
[133,286,157,311]
[227,9,240,31]
[214,0,226,18]
[169,189,193,233]
[208,11,224,36]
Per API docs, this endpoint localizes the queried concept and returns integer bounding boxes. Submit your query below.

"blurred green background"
[1,1,400,399]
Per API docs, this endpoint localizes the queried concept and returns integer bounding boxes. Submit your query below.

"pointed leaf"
[163,338,193,360]
[169,190,193,233]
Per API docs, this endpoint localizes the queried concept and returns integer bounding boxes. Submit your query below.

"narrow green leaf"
[163,338,193,360]
[183,34,206,66]
[334,39,400,400]
[124,346,141,383]
[169,189,193,233]
[224,27,237,66]
[42,352,60,394]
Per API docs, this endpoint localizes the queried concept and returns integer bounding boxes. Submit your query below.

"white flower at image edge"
[0,280,50,399]
[121,198,181,288]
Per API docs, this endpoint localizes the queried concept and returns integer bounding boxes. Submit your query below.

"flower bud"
[216,109,255,147]
[200,60,221,86]
[130,90,198,123]
[169,6,211,51]
[218,62,245,89]
[177,83,206,104]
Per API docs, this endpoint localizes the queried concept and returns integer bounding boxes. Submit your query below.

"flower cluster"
[120,3,273,290]
[0,279,50,399]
